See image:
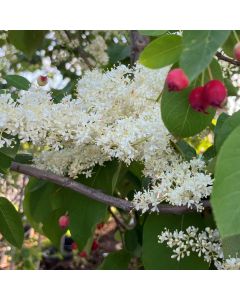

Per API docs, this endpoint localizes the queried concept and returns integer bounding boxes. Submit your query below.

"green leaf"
[0,135,19,174]
[4,75,31,91]
[8,30,46,58]
[215,110,240,152]
[99,250,131,270]
[211,124,240,256]
[142,213,210,269]
[24,180,59,223]
[68,161,120,250]
[51,80,77,103]
[124,228,142,257]
[139,35,182,69]
[139,30,167,36]
[222,31,240,57]
[172,140,196,161]
[224,78,238,96]
[161,86,215,138]
[0,197,24,248]
[42,208,67,247]
[180,30,230,81]
[108,44,130,65]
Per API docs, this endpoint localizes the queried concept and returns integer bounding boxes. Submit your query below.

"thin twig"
[216,51,240,67]
[10,162,211,214]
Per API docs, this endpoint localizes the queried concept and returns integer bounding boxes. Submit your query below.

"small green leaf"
[173,140,196,161]
[0,135,19,174]
[224,78,238,96]
[8,30,46,58]
[211,124,240,256]
[139,30,167,36]
[0,197,24,248]
[51,80,77,103]
[4,75,30,91]
[180,30,230,81]
[161,86,215,138]
[139,35,182,69]
[99,250,131,270]
[108,44,130,65]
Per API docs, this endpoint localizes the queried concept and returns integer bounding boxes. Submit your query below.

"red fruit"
[189,86,209,113]
[166,68,189,92]
[71,242,78,250]
[203,80,227,108]
[58,215,69,229]
[234,42,240,61]
[37,75,48,86]
[79,251,87,258]
[91,239,99,251]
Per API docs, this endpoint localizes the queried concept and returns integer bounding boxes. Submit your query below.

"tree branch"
[216,51,240,67]
[10,162,211,214]
[130,31,149,65]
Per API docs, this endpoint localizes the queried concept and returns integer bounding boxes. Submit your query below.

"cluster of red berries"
[166,68,227,113]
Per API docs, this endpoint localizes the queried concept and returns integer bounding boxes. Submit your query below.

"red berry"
[166,68,189,92]
[189,86,209,113]
[91,239,99,251]
[79,251,87,258]
[234,42,240,61]
[37,75,48,86]
[58,215,69,229]
[71,242,78,250]
[203,80,227,108]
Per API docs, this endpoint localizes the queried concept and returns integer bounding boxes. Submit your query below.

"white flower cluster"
[133,158,212,213]
[0,63,212,212]
[158,226,240,270]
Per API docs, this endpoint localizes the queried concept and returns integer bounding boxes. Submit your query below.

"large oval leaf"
[139,35,182,69]
[0,197,24,248]
[142,213,210,270]
[211,124,240,256]
[161,86,215,138]
[180,30,230,81]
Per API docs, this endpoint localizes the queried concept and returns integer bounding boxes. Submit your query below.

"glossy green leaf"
[51,80,77,103]
[211,124,240,256]
[99,250,131,270]
[180,30,230,81]
[139,35,182,69]
[139,30,167,36]
[142,213,210,269]
[215,110,240,152]
[4,75,31,91]
[161,86,215,138]
[0,197,24,248]
[8,30,46,58]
